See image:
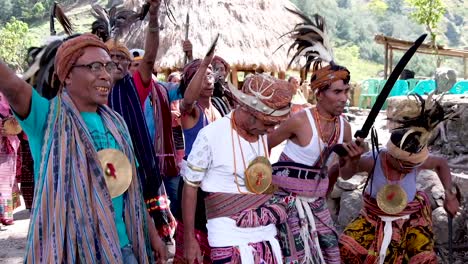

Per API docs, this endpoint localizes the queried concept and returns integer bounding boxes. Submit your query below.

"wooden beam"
[375,34,468,58]
[384,43,389,80]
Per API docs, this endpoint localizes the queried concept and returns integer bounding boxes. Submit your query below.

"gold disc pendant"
[244,156,273,194]
[97,149,132,198]
[376,184,408,215]
[3,117,22,135]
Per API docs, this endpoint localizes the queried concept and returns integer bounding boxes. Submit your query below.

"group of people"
[0,0,461,263]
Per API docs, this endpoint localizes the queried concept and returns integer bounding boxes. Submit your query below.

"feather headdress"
[388,93,460,152]
[91,1,176,43]
[282,8,334,80]
[23,3,75,99]
[91,4,145,42]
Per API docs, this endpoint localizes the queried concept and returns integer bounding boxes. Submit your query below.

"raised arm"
[180,47,215,114]
[0,61,33,119]
[137,0,161,87]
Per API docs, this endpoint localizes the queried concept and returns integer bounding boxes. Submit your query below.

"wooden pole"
[278,71,286,80]
[464,57,468,79]
[231,67,239,88]
[389,48,393,78]
[384,43,389,80]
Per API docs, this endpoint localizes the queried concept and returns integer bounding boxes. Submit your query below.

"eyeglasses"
[72,62,117,74]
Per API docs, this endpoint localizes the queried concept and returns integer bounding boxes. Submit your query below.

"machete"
[332,34,427,156]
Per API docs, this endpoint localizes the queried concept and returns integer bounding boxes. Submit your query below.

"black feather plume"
[91,4,141,42]
[388,93,460,149]
[282,8,334,80]
[53,3,73,35]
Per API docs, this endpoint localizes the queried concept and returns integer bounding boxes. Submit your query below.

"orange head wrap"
[54,33,109,84]
[230,74,294,123]
[310,64,350,92]
[105,39,131,60]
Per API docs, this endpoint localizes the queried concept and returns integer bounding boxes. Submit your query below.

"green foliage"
[405,0,446,40]
[334,45,382,82]
[0,18,32,71]
[368,0,388,17]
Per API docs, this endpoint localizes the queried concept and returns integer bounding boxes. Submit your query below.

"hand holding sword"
[329,34,428,158]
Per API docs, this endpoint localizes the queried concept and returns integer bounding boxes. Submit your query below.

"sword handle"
[330,140,362,157]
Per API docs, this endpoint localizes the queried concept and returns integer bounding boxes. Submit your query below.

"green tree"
[0,18,31,71]
[0,0,13,24]
[405,0,446,66]
[368,0,388,17]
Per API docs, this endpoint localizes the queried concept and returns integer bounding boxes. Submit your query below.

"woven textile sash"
[150,82,179,177]
[109,74,175,237]
[204,192,272,220]
[272,161,329,197]
[25,92,152,263]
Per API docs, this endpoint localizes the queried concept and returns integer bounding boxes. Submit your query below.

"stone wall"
[387,95,468,171]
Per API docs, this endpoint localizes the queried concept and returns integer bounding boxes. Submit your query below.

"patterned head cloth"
[310,64,350,92]
[386,94,459,164]
[229,74,294,123]
[55,33,109,83]
[211,56,230,79]
[178,59,202,97]
[105,39,131,60]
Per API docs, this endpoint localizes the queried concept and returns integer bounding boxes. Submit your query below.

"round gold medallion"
[376,184,408,215]
[3,117,22,135]
[97,149,132,198]
[245,156,273,194]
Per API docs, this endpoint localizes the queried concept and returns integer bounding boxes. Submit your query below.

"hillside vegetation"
[0,0,466,81]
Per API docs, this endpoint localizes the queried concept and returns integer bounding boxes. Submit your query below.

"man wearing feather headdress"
[337,94,460,264]
[267,9,362,264]
[182,73,294,264]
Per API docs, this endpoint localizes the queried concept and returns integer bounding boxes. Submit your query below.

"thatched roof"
[122,0,301,72]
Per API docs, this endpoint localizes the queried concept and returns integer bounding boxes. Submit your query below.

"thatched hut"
[122,0,301,86]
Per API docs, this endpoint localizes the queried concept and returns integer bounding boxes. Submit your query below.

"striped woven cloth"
[25,92,153,263]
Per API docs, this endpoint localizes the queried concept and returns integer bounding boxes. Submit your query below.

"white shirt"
[182,112,268,194]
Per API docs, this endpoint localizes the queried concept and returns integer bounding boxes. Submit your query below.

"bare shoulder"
[420,154,447,170]
[341,115,352,142]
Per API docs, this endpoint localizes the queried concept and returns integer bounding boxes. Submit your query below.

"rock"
[452,172,468,198]
[431,207,464,244]
[416,170,443,209]
[431,184,445,208]
[430,95,468,158]
[337,175,366,191]
[337,190,363,228]
[417,170,439,193]
[435,67,457,94]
